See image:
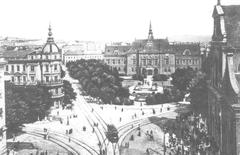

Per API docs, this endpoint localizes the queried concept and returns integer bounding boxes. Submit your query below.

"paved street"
[10,66,178,155]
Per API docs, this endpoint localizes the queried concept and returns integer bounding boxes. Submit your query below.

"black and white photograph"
[0,0,240,154]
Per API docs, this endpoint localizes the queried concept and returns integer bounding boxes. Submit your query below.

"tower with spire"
[146,21,154,48]
[148,21,154,40]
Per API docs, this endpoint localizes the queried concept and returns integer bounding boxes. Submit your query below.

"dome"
[42,42,60,53]
[42,25,60,53]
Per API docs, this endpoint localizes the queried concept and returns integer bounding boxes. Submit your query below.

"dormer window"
[183,49,191,55]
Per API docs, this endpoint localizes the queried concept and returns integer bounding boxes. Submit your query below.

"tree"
[189,71,208,115]
[153,74,168,81]
[60,67,65,78]
[5,82,52,133]
[67,59,129,105]
[63,80,77,108]
[6,84,30,132]
[171,67,195,92]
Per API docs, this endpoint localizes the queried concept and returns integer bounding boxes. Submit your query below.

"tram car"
[106,124,119,143]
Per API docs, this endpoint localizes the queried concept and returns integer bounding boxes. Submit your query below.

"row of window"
[176,59,200,65]
[6,64,59,72]
[66,56,102,60]
[28,54,60,60]
[139,57,170,66]
[106,59,126,65]
[44,64,59,72]
[130,67,172,73]
[51,87,63,95]
[11,75,59,83]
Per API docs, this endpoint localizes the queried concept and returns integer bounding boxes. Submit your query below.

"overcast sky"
[0,0,240,42]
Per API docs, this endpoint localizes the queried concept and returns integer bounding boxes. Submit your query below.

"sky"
[0,0,240,42]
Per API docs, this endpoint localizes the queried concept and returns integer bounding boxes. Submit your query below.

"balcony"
[51,92,64,99]
[40,80,63,87]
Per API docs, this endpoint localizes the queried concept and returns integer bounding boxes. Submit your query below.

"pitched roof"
[105,45,131,56]
[169,43,201,56]
[2,50,34,58]
[222,5,240,47]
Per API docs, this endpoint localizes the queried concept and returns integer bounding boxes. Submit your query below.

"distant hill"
[168,35,211,43]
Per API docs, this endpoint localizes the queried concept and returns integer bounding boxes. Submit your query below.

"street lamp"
[162,127,167,155]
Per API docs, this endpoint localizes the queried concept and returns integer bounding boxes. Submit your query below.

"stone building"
[104,23,176,76]
[206,1,240,155]
[63,50,103,64]
[127,23,175,76]
[3,25,64,108]
[170,42,202,70]
[104,43,131,75]
[0,55,7,154]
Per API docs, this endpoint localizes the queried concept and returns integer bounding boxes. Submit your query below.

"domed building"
[39,25,64,108]
[2,25,64,108]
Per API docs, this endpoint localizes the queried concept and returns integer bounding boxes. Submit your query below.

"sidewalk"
[120,111,177,155]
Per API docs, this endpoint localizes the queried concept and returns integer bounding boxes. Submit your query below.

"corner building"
[0,56,7,154]
[3,26,64,108]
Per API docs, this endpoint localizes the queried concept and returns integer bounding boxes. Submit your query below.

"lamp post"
[163,127,167,155]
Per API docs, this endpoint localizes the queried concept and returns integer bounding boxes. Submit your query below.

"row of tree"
[67,59,131,105]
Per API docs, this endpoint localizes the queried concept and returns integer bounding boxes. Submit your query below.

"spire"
[148,21,154,40]
[47,24,54,43]
[48,24,52,37]
[217,0,221,5]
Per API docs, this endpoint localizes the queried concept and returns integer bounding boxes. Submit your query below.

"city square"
[0,0,240,155]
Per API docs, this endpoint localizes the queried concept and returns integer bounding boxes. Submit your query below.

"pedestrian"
[115,106,117,110]
[12,134,15,142]
[92,128,95,133]
[119,117,122,122]
[146,148,149,155]
[121,108,123,112]
[66,129,68,134]
[69,137,71,143]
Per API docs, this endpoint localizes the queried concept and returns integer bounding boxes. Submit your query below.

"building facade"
[63,51,103,64]
[170,42,202,70]
[0,56,6,154]
[206,1,240,155]
[104,43,131,75]
[103,23,202,77]
[3,26,64,108]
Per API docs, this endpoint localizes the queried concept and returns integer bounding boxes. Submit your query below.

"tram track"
[24,127,100,155]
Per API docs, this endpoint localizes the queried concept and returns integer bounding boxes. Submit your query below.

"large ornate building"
[170,42,202,71]
[3,26,64,108]
[0,55,6,154]
[127,23,175,76]
[104,43,131,75]
[206,1,240,155]
[104,23,202,76]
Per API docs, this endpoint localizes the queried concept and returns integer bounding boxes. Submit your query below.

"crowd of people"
[163,112,218,155]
